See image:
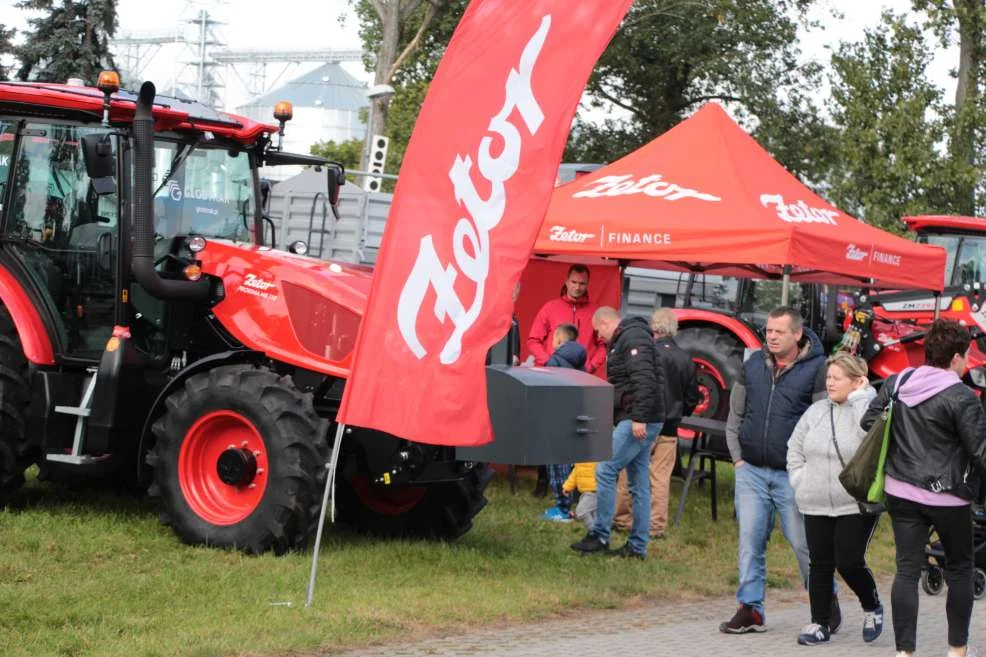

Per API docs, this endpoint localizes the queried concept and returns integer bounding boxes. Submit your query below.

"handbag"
[829,405,884,516]
[837,369,914,506]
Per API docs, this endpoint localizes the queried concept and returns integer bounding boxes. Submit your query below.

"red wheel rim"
[178,410,268,525]
[692,358,725,418]
[350,475,427,516]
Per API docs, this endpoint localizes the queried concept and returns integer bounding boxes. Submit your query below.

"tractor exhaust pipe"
[132,81,210,301]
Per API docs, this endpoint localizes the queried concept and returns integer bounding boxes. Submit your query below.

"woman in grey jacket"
[787,352,882,646]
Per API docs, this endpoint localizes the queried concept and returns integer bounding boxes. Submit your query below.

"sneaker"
[541,506,572,522]
[862,605,883,643]
[829,594,842,634]
[719,604,766,634]
[542,506,573,522]
[797,623,831,645]
[610,542,646,560]
[570,531,609,554]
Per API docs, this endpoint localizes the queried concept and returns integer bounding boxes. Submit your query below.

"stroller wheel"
[922,565,945,596]
[974,568,986,601]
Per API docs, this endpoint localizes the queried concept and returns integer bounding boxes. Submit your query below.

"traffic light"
[363,135,389,192]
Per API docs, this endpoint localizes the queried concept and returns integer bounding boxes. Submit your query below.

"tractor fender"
[136,350,266,479]
[0,266,55,365]
[672,308,762,349]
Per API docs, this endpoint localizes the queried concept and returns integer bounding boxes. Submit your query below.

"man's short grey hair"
[593,306,621,324]
[651,308,678,336]
[768,306,803,332]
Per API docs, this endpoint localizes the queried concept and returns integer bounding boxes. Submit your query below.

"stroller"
[921,504,986,600]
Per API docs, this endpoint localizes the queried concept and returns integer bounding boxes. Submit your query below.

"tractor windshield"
[919,233,986,288]
[152,140,254,243]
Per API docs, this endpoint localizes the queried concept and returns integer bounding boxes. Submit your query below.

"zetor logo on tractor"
[0,73,493,555]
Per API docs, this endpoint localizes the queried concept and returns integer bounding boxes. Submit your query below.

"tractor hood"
[196,240,372,379]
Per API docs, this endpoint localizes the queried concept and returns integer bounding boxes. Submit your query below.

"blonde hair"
[826,351,868,380]
[651,308,678,336]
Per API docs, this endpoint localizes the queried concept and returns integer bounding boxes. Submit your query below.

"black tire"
[147,364,328,555]
[0,304,34,493]
[335,454,492,540]
[921,565,945,596]
[675,326,745,420]
[974,568,986,601]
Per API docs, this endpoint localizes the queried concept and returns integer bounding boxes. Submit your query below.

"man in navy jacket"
[720,306,827,634]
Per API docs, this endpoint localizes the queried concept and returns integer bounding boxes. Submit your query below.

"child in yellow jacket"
[563,462,598,530]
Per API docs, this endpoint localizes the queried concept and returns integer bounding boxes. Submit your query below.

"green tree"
[0,24,15,80]
[310,138,364,173]
[826,11,956,231]
[350,0,447,171]
[911,0,986,215]
[16,0,118,84]
[350,0,465,188]
[562,0,831,182]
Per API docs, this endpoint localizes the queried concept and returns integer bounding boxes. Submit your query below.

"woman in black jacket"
[861,319,986,657]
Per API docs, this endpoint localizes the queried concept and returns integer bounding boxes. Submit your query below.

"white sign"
[548,225,595,243]
[607,232,672,246]
[846,244,868,261]
[760,193,839,225]
[572,174,721,203]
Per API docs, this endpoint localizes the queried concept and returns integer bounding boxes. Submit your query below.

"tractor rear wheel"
[0,304,34,494]
[675,326,745,420]
[335,454,491,540]
[147,364,328,555]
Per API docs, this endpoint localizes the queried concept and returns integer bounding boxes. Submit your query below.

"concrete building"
[238,62,368,180]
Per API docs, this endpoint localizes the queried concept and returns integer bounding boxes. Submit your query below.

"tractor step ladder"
[47,367,105,465]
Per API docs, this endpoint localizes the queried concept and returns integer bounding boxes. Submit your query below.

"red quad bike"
[0,74,611,554]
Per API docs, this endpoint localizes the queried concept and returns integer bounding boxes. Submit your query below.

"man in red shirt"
[527,264,607,375]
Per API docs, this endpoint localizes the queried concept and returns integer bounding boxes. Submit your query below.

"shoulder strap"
[892,368,916,400]
[829,404,848,468]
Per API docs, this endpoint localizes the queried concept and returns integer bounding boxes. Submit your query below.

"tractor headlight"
[187,236,207,253]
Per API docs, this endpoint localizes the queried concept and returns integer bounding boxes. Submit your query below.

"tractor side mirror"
[259,178,273,214]
[326,163,345,220]
[81,133,117,196]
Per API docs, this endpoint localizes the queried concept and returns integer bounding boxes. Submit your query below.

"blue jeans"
[593,419,661,554]
[547,464,573,512]
[734,463,811,617]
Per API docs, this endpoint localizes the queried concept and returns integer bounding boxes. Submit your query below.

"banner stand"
[305,422,347,608]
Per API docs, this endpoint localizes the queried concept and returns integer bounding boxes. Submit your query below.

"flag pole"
[306,422,347,608]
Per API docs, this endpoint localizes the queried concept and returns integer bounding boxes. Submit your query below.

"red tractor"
[668,215,986,419]
[0,74,498,555]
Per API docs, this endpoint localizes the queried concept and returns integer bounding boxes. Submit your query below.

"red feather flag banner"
[336,1,633,446]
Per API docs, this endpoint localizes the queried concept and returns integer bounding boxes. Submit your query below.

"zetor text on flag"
[336,1,632,447]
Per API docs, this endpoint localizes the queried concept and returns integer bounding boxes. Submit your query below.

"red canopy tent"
[534,103,946,292]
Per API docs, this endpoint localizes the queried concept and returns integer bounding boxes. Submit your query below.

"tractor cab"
[907,215,986,292]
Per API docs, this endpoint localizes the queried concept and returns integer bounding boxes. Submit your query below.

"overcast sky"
[0,0,959,112]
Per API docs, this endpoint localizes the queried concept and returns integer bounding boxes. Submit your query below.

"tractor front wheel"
[675,326,745,420]
[147,364,328,555]
[0,304,33,494]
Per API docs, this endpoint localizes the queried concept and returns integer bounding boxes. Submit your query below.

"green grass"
[0,465,897,657]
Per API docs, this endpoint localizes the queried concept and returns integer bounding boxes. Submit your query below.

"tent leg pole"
[781,266,792,306]
[934,292,941,320]
[682,273,696,307]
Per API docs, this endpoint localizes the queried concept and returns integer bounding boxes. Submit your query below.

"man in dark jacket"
[720,306,827,634]
[571,307,666,559]
[614,308,700,537]
[860,319,986,657]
